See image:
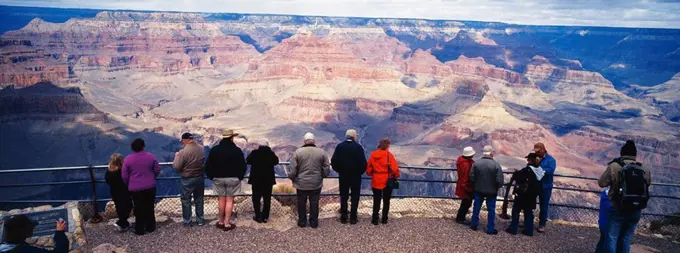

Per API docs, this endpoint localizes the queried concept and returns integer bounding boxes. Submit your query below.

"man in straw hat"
[205,129,246,231]
[288,132,331,228]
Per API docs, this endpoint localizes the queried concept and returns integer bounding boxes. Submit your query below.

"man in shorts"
[205,129,246,231]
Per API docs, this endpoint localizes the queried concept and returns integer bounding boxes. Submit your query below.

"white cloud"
[1,0,680,28]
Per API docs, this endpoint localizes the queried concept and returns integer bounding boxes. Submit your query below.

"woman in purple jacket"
[122,138,161,235]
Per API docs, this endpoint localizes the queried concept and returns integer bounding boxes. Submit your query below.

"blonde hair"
[108,153,124,172]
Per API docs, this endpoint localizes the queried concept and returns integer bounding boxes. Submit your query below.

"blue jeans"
[538,187,553,227]
[180,177,205,224]
[471,193,497,233]
[508,199,534,235]
[607,207,641,253]
[595,226,607,253]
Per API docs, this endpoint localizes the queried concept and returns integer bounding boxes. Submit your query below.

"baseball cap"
[304,132,315,141]
[533,142,546,152]
[525,153,539,160]
[181,133,193,140]
[482,145,493,155]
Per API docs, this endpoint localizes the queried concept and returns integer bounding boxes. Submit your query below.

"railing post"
[87,165,103,223]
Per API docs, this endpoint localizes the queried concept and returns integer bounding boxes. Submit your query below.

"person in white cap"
[455,146,476,224]
[288,132,331,228]
[469,145,503,235]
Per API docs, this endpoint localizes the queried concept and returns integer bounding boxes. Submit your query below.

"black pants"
[372,187,393,221]
[297,189,321,225]
[456,198,473,222]
[252,184,274,220]
[339,175,362,220]
[130,187,156,234]
[111,191,133,228]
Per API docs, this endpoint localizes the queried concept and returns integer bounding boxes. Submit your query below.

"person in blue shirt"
[596,187,611,253]
[533,142,556,233]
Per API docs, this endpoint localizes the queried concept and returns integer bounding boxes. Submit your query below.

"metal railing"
[1,162,679,224]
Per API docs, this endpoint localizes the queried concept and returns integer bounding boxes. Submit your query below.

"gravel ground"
[87,217,680,253]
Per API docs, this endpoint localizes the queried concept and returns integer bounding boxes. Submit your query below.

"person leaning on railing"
[122,138,161,236]
[366,138,400,226]
[0,215,69,253]
[172,132,206,227]
[246,138,279,223]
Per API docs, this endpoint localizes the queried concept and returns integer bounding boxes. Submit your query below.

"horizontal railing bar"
[0,180,93,188]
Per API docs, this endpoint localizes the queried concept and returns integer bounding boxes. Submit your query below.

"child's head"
[108,153,124,172]
[525,153,539,166]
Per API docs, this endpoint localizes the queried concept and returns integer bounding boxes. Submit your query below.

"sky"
[1,0,680,28]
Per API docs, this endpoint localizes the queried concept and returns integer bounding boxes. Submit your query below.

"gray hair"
[345,129,357,140]
[256,138,270,147]
[304,139,316,145]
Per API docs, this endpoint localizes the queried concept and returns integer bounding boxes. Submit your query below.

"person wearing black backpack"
[505,153,543,236]
[598,140,651,253]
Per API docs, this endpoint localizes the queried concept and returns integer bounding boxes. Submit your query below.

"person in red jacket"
[455,146,476,224]
[366,138,400,225]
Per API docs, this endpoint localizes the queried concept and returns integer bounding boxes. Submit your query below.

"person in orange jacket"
[366,138,400,225]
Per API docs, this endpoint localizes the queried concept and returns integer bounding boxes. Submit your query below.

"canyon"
[0,6,679,215]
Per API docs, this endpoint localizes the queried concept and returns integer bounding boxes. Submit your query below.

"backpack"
[614,159,649,211]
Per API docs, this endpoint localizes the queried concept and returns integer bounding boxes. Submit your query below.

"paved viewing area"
[87,217,679,253]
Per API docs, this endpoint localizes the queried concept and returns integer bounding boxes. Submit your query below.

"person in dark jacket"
[0,215,69,253]
[469,145,503,235]
[246,139,279,223]
[105,153,133,232]
[205,129,246,231]
[331,129,367,225]
[505,153,543,236]
[455,146,475,224]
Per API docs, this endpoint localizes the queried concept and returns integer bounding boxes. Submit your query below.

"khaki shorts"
[212,177,242,196]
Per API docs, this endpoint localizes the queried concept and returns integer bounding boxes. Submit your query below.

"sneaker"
[297,221,307,228]
[340,217,348,224]
[486,229,498,235]
[381,219,388,224]
[350,219,358,225]
[310,222,318,229]
[371,219,379,225]
[197,221,205,226]
[505,228,517,235]
[253,216,262,223]
[113,224,129,233]
[521,230,533,236]
[262,218,268,223]
[456,220,470,225]
[537,227,545,233]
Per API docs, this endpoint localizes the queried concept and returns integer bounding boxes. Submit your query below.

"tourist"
[533,142,557,233]
[595,187,611,253]
[288,132,331,228]
[172,133,206,227]
[122,138,161,236]
[0,215,69,252]
[505,153,543,236]
[205,129,247,231]
[246,139,279,223]
[455,146,476,225]
[469,145,503,235]
[598,140,651,253]
[105,153,133,232]
[366,138,400,225]
[331,129,367,224]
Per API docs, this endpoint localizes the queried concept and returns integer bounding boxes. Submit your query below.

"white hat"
[462,147,476,157]
[482,145,494,155]
[304,132,315,141]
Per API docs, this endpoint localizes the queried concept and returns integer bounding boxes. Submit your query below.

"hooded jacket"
[366,150,400,190]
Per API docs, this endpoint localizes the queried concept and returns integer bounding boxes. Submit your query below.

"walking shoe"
[197,221,205,226]
[521,230,533,236]
[113,223,129,233]
[470,226,478,231]
[371,219,379,225]
[253,216,263,223]
[537,226,545,233]
[381,219,388,224]
[486,229,498,235]
[455,220,470,225]
[340,216,348,224]
[350,219,358,225]
[505,228,517,235]
[310,222,318,229]
[297,221,307,228]
[183,222,192,228]
[262,218,268,223]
